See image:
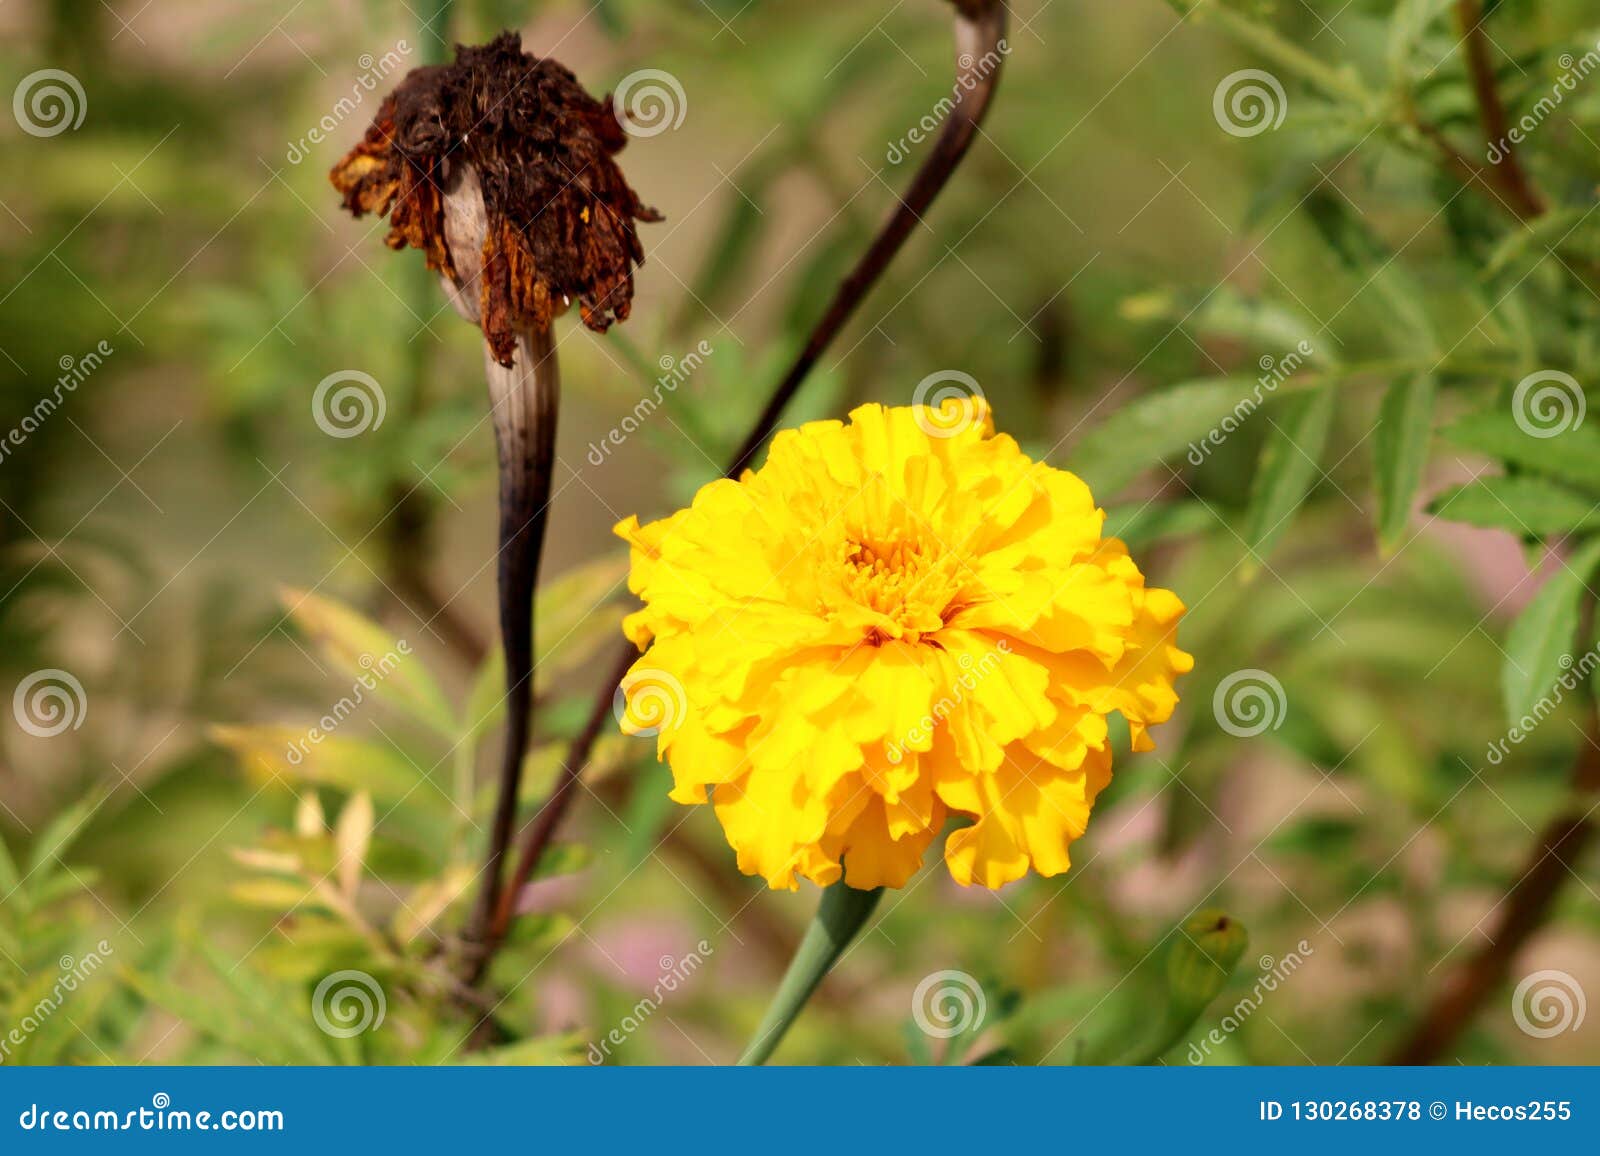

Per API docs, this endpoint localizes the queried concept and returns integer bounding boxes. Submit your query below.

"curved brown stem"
[469,0,1012,992]
[461,325,560,976]
[728,0,1008,473]
[1387,748,1599,1063]
[1455,0,1544,220]
[1387,598,1600,1064]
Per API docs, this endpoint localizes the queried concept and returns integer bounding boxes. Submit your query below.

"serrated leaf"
[1444,407,1600,493]
[1374,373,1437,549]
[1245,385,1338,558]
[1501,538,1600,724]
[1070,376,1276,496]
[1430,475,1600,536]
[281,587,456,738]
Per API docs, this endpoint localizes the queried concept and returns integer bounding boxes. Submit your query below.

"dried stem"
[461,324,560,973]
[1455,0,1544,220]
[1387,738,1600,1063]
[471,0,1012,995]
[1388,596,1600,1064]
[436,164,562,980]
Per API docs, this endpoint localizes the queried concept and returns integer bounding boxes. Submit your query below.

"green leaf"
[1373,373,1437,550]
[281,588,457,739]
[1305,192,1434,348]
[1430,475,1600,536]
[1481,206,1596,280]
[0,834,19,895]
[1102,501,1218,548]
[25,795,100,876]
[1244,386,1338,558]
[1501,538,1600,724]
[1070,377,1276,496]
[1444,407,1600,493]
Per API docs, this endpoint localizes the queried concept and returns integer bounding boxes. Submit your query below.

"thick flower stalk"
[329,32,658,979]
[616,401,1192,893]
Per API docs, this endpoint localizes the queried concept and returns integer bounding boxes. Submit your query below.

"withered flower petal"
[330,31,660,366]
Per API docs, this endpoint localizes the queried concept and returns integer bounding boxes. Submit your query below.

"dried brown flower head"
[330,31,661,366]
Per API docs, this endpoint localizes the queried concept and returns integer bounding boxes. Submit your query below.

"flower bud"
[1165,909,1248,1012]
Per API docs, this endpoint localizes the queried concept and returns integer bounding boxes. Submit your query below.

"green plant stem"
[1164,0,1368,105]
[737,883,883,1065]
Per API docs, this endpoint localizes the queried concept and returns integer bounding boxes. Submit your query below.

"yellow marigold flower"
[614,401,1192,891]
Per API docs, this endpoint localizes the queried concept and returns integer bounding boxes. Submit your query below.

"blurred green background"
[1,0,1598,1065]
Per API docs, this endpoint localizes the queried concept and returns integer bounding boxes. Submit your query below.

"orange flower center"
[833,532,961,644]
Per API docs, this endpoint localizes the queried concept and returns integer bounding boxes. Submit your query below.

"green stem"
[737,883,883,1065]
[1163,0,1369,105]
